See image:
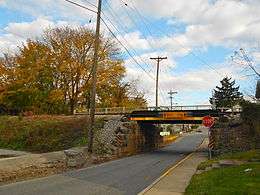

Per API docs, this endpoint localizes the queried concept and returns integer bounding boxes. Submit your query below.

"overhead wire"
[63,0,154,79]
[125,0,223,77]
[64,0,169,106]
[101,16,169,105]
[100,17,155,80]
[64,0,257,103]
[102,2,169,105]
[64,0,97,13]
[103,1,153,71]
[82,0,97,8]
[115,0,170,103]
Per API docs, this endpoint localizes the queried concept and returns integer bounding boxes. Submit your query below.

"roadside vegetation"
[186,150,260,195]
[186,163,260,195]
[0,26,147,153]
[0,115,105,153]
[186,77,260,195]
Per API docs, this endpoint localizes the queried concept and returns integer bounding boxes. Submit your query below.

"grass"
[198,150,260,170]
[186,163,260,195]
[0,115,105,153]
[186,150,260,195]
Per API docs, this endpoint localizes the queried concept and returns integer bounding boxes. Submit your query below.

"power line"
[82,0,97,8]
[100,14,168,105]
[64,0,97,13]
[63,0,171,105]
[102,17,171,105]
[62,0,155,81]
[62,0,169,105]
[115,1,172,101]
[122,0,223,77]
[100,17,155,80]
[120,1,160,54]
[100,6,161,80]
[102,2,153,71]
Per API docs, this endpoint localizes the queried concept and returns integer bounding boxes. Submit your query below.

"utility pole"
[150,56,167,109]
[88,0,102,153]
[168,90,177,110]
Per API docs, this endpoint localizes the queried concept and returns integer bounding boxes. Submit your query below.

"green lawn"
[197,150,260,170]
[186,163,260,195]
[186,150,260,195]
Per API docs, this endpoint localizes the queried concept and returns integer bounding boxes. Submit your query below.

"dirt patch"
[0,153,118,186]
[0,155,16,159]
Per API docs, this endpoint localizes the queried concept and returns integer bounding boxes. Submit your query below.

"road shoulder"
[140,138,208,195]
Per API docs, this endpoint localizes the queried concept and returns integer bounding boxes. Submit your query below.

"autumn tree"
[210,77,243,108]
[0,26,146,114]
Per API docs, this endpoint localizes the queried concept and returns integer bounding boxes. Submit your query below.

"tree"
[210,77,243,108]
[0,26,146,114]
[256,80,260,100]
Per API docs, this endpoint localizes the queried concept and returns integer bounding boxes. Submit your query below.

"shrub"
[241,101,260,137]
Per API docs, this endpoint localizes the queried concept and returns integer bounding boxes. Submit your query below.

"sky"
[0,0,259,107]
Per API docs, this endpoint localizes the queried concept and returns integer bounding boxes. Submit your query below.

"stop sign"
[202,116,215,128]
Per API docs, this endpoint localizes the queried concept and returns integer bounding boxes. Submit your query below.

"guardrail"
[74,105,215,115]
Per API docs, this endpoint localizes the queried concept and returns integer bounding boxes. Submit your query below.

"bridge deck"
[128,109,222,124]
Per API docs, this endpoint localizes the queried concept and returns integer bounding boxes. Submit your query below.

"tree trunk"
[69,99,75,115]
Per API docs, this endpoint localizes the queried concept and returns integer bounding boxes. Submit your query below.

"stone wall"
[94,118,167,157]
[211,119,259,155]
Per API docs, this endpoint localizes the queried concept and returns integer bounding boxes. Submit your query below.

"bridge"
[75,105,214,115]
[75,105,241,124]
[75,105,238,124]
[128,109,222,124]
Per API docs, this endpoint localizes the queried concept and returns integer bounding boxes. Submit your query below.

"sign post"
[202,116,215,159]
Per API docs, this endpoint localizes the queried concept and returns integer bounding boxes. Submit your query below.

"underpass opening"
[138,122,160,151]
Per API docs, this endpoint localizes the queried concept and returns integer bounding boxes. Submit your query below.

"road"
[0,130,207,195]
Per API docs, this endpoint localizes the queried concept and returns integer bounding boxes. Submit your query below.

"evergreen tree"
[210,77,243,108]
[255,80,260,100]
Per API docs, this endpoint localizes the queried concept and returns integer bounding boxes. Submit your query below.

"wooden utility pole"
[168,90,177,110]
[150,56,167,109]
[88,0,102,153]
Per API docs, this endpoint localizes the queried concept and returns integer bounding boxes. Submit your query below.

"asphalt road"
[0,131,206,195]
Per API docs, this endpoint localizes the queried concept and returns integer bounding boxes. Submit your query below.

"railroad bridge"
[75,105,237,124]
[75,105,239,152]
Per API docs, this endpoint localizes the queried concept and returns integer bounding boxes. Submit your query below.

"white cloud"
[0,0,95,21]
[1,0,258,105]
[4,17,54,39]
[124,53,246,106]
[118,31,150,51]
[252,52,260,65]
[0,17,81,55]
[0,33,24,54]
[121,0,260,56]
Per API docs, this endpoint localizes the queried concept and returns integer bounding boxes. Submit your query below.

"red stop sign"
[202,116,215,128]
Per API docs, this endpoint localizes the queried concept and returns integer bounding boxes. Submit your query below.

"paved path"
[0,131,206,195]
[142,138,208,195]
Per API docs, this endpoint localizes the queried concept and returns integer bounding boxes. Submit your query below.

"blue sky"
[0,0,259,106]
